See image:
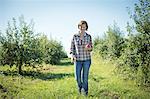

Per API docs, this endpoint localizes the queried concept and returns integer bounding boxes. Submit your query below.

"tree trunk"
[18,60,23,75]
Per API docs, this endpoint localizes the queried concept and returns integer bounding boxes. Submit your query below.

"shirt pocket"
[75,38,80,46]
[83,37,90,45]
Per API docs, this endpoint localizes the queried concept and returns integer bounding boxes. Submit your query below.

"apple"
[85,43,91,48]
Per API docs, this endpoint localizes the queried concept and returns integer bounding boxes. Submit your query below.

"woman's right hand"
[71,55,76,63]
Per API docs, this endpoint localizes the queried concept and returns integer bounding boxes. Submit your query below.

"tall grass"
[0,57,150,99]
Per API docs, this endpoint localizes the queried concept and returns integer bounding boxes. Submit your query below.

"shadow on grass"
[57,61,73,66]
[90,74,106,82]
[57,58,73,66]
[0,70,74,80]
[89,89,120,99]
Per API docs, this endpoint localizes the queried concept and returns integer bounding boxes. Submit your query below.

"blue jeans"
[74,60,91,95]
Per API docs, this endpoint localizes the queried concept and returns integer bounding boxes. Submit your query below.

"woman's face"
[79,24,86,33]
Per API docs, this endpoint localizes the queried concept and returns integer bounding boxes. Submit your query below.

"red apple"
[85,43,91,48]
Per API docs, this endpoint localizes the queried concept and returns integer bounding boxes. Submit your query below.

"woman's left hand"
[85,43,92,51]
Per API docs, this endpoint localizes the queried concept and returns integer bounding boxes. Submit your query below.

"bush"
[0,16,68,74]
[118,0,150,86]
[37,34,67,65]
[93,23,124,59]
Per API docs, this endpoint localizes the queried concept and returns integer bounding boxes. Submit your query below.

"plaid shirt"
[70,32,92,61]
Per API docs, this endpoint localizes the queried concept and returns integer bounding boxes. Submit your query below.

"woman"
[70,20,93,96]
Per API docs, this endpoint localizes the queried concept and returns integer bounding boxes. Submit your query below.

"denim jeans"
[74,60,91,95]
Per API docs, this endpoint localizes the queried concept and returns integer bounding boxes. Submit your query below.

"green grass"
[0,57,150,99]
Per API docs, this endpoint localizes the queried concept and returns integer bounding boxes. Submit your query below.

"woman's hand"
[71,55,76,63]
[85,43,92,51]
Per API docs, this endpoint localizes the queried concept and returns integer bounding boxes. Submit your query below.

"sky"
[0,0,138,56]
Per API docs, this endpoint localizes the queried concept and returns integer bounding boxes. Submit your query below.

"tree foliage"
[0,16,67,74]
[94,0,150,86]
[120,0,150,86]
[0,16,42,74]
[37,34,67,65]
[94,23,124,59]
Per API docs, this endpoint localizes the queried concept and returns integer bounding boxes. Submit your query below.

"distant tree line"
[93,0,150,86]
[0,16,67,74]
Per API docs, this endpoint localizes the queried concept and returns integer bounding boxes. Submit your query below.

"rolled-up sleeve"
[89,35,93,51]
[70,36,76,56]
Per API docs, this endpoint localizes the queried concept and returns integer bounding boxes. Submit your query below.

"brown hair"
[78,20,88,30]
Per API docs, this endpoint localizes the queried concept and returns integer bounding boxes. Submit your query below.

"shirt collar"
[77,32,87,37]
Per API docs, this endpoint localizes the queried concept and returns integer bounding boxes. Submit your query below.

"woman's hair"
[78,20,88,30]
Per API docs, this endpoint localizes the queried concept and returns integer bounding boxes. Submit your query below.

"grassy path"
[0,56,150,99]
